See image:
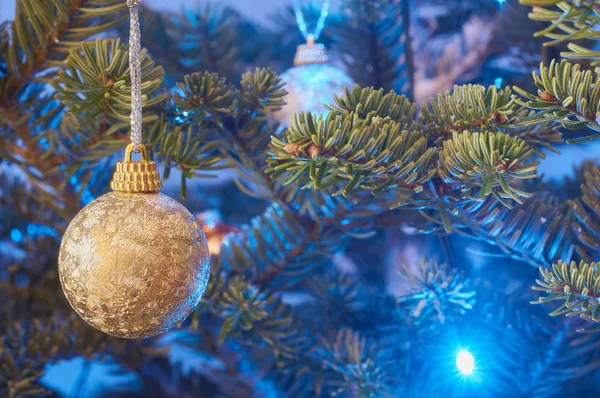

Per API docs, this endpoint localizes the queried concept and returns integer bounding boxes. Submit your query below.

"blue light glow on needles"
[495,77,503,89]
[456,350,475,375]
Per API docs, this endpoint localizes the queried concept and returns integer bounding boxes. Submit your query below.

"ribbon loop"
[127,0,143,152]
[293,0,330,42]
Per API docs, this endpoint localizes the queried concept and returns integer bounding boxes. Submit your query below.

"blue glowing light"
[456,350,475,375]
[494,77,503,89]
[27,224,37,235]
[497,0,506,5]
[10,228,23,243]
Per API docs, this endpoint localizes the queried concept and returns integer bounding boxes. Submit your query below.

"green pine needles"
[268,107,434,198]
[513,59,600,143]
[54,38,166,126]
[519,0,600,325]
[397,259,475,324]
[521,0,600,64]
[439,130,538,206]
[4,0,600,396]
[533,260,600,326]
[420,84,514,141]
[269,84,549,231]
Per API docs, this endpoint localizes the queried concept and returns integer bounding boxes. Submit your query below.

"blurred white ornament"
[272,36,354,128]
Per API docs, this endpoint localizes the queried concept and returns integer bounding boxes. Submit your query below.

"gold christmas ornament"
[59,144,210,338]
[59,0,210,339]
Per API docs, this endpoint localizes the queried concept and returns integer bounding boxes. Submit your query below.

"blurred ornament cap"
[294,35,328,66]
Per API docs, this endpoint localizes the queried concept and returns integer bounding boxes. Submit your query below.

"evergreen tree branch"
[6,0,126,87]
[333,0,413,95]
[0,0,131,219]
[268,86,435,204]
[456,194,576,266]
[397,259,475,324]
[174,69,286,199]
[220,203,346,288]
[0,314,132,398]
[177,70,349,287]
[533,260,600,329]
[420,85,515,142]
[520,0,600,63]
[422,84,563,154]
[175,4,241,81]
[569,164,600,257]
[439,130,539,206]
[513,59,600,143]
[216,277,312,367]
[317,328,394,397]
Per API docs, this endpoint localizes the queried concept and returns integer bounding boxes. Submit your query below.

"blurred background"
[2,0,600,396]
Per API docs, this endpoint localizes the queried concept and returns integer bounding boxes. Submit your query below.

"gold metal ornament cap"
[110,144,162,193]
[294,36,328,66]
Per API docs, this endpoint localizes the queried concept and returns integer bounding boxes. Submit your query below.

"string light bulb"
[456,350,475,375]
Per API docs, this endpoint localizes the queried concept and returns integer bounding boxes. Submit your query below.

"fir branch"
[327,85,417,129]
[238,67,288,121]
[175,4,241,80]
[520,0,600,62]
[460,285,599,397]
[145,117,231,197]
[268,108,435,201]
[32,38,169,206]
[174,72,236,117]
[54,38,166,128]
[0,315,129,398]
[333,0,413,95]
[317,328,394,397]
[216,277,314,367]
[6,0,126,83]
[569,164,600,257]
[0,163,63,232]
[508,112,563,158]
[177,69,352,293]
[513,59,600,143]
[125,356,259,398]
[397,259,475,324]
[419,84,562,155]
[2,33,166,220]
[420,84,515,143]
[378,188,576,267]
[220,203,346,288]
[533,260,600,325]
[456,194,576,266]
[307,269,366,328]
[0,113,81,219]
[0,0,129,218]
[225,68,287,199]
[176,69,286,200]
[438,130,539,207]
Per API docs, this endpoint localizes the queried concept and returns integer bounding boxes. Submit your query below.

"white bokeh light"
[456,350,475,375]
